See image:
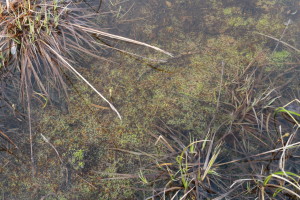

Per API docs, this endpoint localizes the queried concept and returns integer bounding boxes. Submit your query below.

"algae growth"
[1,0,300,199]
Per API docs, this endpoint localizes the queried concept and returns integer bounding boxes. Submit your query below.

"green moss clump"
[223,7,234,15]
[228,16,253,27]
[256,15,284,33]
[266,50,292,70]
[271,50,291,63]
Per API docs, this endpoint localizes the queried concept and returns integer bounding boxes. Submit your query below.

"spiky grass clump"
[141,132,222,199]
[111,126,223,199]
[0,0,171,118]
[0,0,70,95]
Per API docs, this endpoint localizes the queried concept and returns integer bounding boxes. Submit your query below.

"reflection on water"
[1,0,300,199]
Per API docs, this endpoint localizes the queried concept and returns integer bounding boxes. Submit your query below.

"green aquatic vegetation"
[264,50,292,71]
[70,149,85,170]
[256,0,277,10]
[2,0,300,199]
[228,16,254,27]
[223,7,234,15]
[32,41,220,196]
[189,36,253,81]
[222,7,250,27]
[271,50,291,65]
[256,15,285,34]
[33,7,292,196]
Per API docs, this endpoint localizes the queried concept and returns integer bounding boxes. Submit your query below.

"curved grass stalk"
[264,184,300,198]
[41,133,63,164]
[0,130,18,148]
[71,23,174,57]
[274,99,300,127]
[33,92,48,108]
[44,42,122,119]
[263,171,300,189]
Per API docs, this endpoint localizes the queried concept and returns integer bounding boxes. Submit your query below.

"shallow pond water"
[1,0,300,199]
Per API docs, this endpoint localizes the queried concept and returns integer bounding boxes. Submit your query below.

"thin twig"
[25,73,35,177]
[272,19,291,53]
[41,134,63,164]
[216,140,300,167]
[255,32,300,53]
